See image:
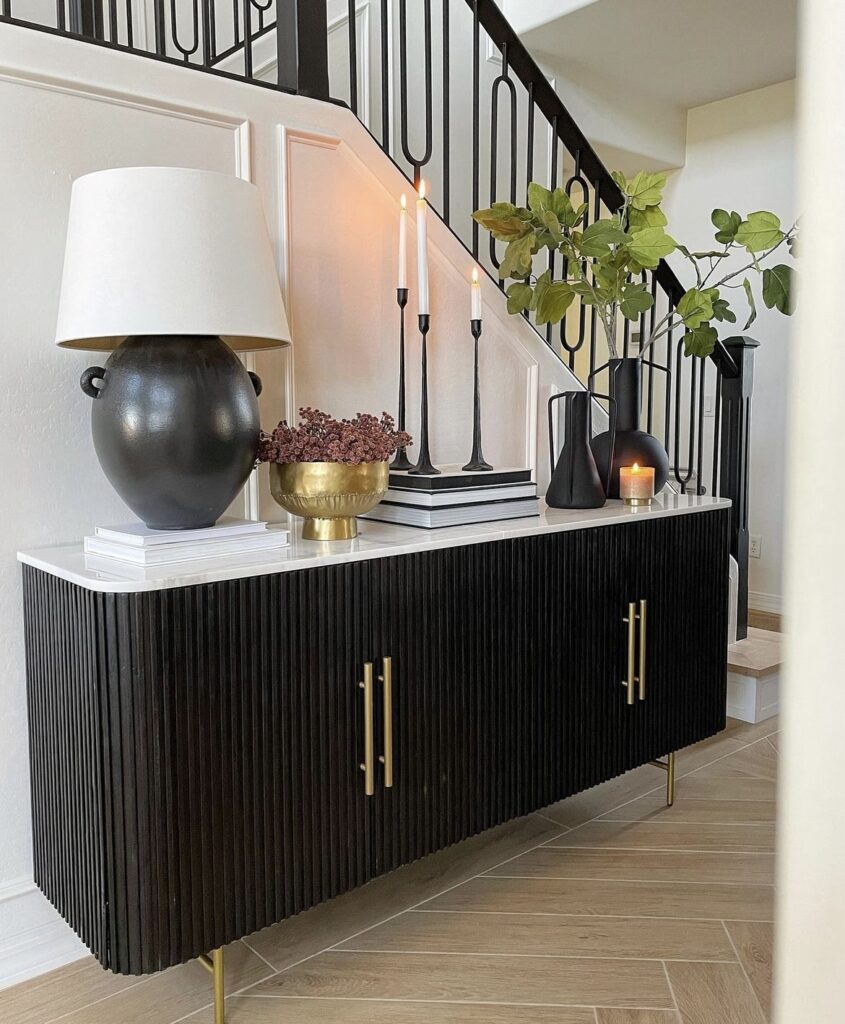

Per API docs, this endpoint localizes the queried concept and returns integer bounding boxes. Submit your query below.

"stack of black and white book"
[362,466,539,529]
[83,517,290,578]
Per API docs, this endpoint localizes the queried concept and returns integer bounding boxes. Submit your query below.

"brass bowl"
[269,460,389,541]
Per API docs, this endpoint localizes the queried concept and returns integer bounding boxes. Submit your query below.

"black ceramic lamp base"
[81,334,261,530]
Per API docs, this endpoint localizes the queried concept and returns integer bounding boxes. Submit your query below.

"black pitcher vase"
[546,390,616,509]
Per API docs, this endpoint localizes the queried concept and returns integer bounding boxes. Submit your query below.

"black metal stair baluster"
[526,83,535,195]
[545,120,559,347]
[380,0,390,150]
[711,368,723,496]
[622,277,632,358]
[107,0,117,42]
[589,178,601,375]
[150,0,165,54]
[232,0,240,45]
[347,0,358,115]
[252,0,271,33]
[201,0,215,64]
[673,337,697,494]
[471,0,480,257]
[1,1,10,17]
[170,0,200,62]
[638,269,648,356]
[56,0,65,30]
[561,152,589,368]
[664,318,675,463]
[242,0,253,76]
[488,43,518,288]
[646,273,658,432]
[442,0,450,225]
[124,0,135,47]
[399,0,433,188]
[696,357,706,492]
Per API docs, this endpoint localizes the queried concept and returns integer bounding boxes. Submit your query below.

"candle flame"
[633,463,640,472]
[472,268,479,284]
[418,180,427,200]
[400,193,407,210]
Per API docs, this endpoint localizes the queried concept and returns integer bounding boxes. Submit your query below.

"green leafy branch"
[473,172,798,360]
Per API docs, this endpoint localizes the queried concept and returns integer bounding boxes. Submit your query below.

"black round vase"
[590,358,669,498]
[81,335,262,530]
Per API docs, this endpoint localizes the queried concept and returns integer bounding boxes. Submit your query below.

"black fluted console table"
[19,495,730,1021]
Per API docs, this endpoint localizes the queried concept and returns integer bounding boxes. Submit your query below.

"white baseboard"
[749,590,783,615]
[0,878,88,991]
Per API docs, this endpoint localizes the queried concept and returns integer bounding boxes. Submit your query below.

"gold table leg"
[649,751,676,807]
[198,947,225,1024]
[666,751,676,806]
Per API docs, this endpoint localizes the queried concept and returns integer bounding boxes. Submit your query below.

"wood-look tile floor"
[1,717,778,1024]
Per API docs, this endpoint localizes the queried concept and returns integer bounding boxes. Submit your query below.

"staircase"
[0,0,758,637]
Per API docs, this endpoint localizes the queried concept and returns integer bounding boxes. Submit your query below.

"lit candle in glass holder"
[619,463,655,506]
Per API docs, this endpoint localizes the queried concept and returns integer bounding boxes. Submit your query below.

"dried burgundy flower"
[258,408,413,466]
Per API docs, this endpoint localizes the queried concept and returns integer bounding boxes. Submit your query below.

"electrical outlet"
[750,535,762,559]
[703,395,715,417]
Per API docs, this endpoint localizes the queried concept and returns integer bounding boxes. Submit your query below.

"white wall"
[663,79,797,612]
[777,1,845,1018]
[540,55,687,173]
[0,20,578,987]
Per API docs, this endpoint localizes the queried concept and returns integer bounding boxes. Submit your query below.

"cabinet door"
[516,511,729,811]
[203,562,377,933]
[627,509,730,758]
[368,542,513,875]
[281,560,378,905]
[511,527,631,808]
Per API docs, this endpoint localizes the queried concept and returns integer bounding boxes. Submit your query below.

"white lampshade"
[55,166,291,352]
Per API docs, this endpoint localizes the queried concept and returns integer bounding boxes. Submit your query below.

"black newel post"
[276,0,330,99]
[69,0,105,39]
[718,337,759,642]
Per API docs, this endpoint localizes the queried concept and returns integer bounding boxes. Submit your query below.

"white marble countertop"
[17,494,730,594]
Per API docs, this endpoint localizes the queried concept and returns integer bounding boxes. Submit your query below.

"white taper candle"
[416,181,429,315]
[471,267,482,320]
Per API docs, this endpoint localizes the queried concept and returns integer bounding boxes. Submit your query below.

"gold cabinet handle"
[378,656,394,788]
[638,599,647,701]
[622,601,637,705]
[358,662,374,796]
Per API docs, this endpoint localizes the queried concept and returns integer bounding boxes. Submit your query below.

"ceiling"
[512,0,798,111]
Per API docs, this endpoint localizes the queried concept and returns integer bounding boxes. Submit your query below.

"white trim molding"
[0,879,87,991]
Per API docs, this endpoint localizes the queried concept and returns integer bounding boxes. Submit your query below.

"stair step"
[727,627,783,725]
[727,626,783,676]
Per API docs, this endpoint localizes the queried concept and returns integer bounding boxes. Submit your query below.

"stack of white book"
[84,517,290,578]
[362,466,539,529]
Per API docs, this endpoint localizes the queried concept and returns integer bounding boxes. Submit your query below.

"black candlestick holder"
[462,318,493,472]
[390,288,414,471]
[409,313,440,476]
